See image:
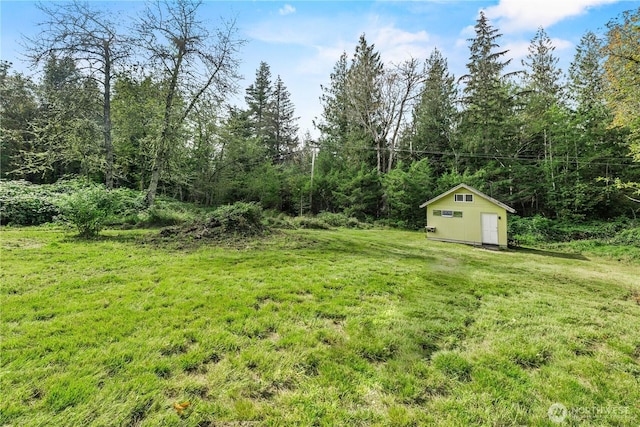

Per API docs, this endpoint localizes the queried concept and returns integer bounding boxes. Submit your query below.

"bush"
[0,178,102,226]
[59,187,115,237]
[291,216,331,230]
[316,212,349,227]
[209,202,264,235]
[508,215,563,244]
[262,210,295,229]
[0,182,59,226]
[509,215,638,245]
[611,227,640,247]
[316,212,364,228]
[107,188,146,223]
[137,204,195,228]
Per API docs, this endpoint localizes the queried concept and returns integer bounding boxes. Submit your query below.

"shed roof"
[419,183,516,213]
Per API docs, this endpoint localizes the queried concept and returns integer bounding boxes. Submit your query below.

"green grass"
[1,227,639,426]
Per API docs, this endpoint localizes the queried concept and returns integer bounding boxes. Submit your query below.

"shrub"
[0,178,103,226]
[316,212,349,227]
[137,205,193,228]
[508,215,564,244]
[0,180,61,225]
[292,216,331,230]
[611,227,640,247]
[209,202,264,235]
[317,211,364,228]
[59,186,115,237]
[262,210,295,229]
[509,215,638,246]
[108,188,145,221]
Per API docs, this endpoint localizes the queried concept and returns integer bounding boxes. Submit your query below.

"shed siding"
[426,190,509,247]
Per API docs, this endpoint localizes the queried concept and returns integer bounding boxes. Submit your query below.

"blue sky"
[1,0,638,137]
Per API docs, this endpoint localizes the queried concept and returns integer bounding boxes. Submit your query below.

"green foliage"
[262,210,296,229]
[316,212,362,228]
[611,227,640,247]
[136,198,198,228]
[209,201,265,236]
[410,49,459,172]
[291,216,332,230]
[0,62,38,180]
[509,215,638,246]
[334,165,382,220]
[0,179,209,230]
[382,159,435,229]
[0,178,103,226]
[262,211,364,230]
[59,186,115,237]
[509,215,560,244]
[0,180,61,225]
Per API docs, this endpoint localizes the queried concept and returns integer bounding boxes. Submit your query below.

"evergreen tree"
[519,27,567,215]
[460,11,514,159]
[245,61,274,148]
[346,34,385,172]
[270,75,299,162]
[317,52,355,165]
[522,27,564,112]
[411,49,459,172]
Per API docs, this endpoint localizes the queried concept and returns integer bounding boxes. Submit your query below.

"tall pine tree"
[519,27,567,215]
[411,48,459,172]
[245,61,274,148]
[317,51,350,159]
[460,11,514,161]
[271,75,299,162]
[346,34,385,172]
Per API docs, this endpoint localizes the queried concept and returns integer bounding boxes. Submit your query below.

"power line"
[327,145,638,167]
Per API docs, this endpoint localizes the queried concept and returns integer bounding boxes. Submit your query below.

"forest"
[1,1,639,230]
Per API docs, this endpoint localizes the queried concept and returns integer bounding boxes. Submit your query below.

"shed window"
[455,194,474,202]
[433,209,462,218]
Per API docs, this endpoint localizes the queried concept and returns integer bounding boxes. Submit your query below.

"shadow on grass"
[62,231,149,245]
[516,247,589,261]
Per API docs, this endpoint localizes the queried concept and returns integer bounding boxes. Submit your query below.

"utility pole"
[309,142,317,214]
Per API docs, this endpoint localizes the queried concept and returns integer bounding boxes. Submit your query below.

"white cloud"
[279,4,296,16]
[370,25,431,64]
[484,0,620,33]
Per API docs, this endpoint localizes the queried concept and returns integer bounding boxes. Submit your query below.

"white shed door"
[481,213,499,245]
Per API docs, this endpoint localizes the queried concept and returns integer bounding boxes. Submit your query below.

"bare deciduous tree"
[136,0,245,206]
[383,58,425,173]
[25,1,131,189]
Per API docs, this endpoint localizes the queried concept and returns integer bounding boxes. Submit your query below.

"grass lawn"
[1,227,639,426]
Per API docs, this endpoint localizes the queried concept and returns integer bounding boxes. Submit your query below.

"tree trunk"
[145,51,183,207]
[103,41,114,189]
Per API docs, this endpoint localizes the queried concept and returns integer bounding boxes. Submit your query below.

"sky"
[1,0,638,138]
